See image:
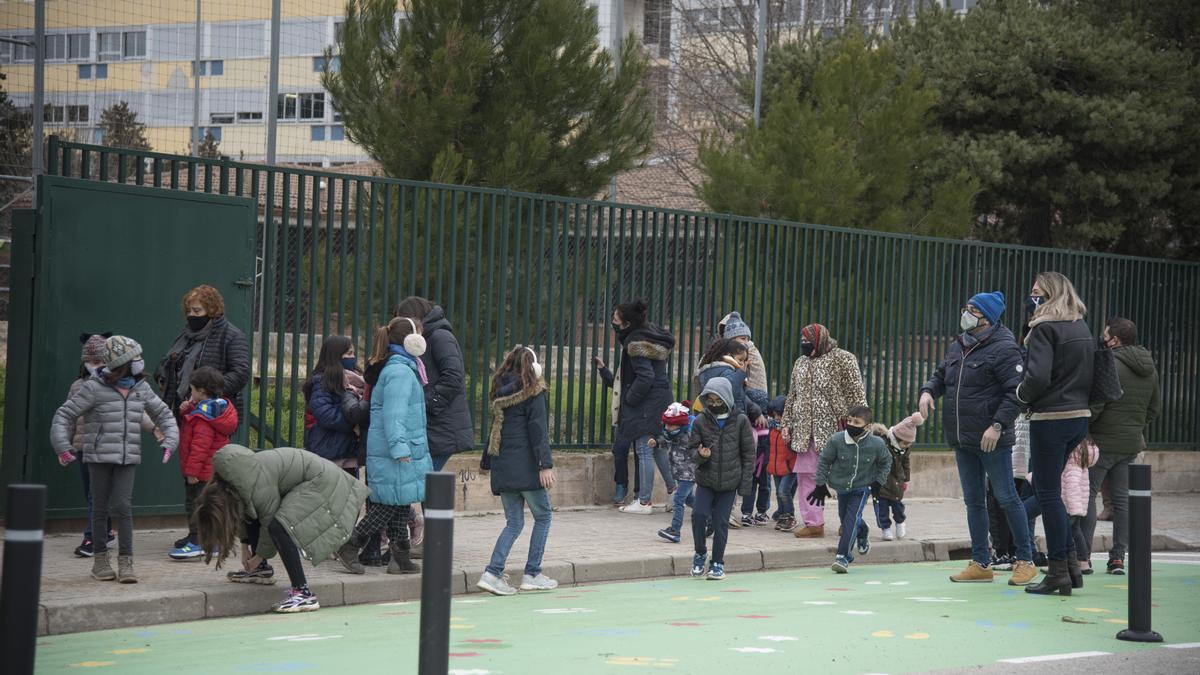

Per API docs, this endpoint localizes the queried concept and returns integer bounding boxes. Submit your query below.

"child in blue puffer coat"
[303,335,366,477]
[335,317,431,576]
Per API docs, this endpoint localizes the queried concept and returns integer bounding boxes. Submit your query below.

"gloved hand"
[870,481,882,498]
[806,484,831,507]
[162,447,173,464]
[57,451,77,466]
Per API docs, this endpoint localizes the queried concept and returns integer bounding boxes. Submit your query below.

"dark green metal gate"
[1,175,256,518]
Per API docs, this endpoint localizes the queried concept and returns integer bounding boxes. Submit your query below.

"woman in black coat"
[156,284,251,423]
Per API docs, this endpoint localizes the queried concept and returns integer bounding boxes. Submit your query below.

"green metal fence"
[46,137,1200,449]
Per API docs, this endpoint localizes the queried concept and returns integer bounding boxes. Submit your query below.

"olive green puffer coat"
[212,444,369,563]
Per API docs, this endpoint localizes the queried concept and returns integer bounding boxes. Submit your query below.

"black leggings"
[244,519,307,590]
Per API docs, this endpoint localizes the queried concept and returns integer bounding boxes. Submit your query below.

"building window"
[210,112,235,124]
[96,64,107,78]
[98,32,121,61]
[78,62,107,79]
[123,31,146,58]
[313,55,340,72]
[330,124,344,141]
[192,60,224,77]
[278,92,325,121]
[69,33,90,60]
[311,125,325,141]
[334,20,345,44]
[204,127,223,142]
[78,64,92,79]
[44,105,65,123]
[99,31,145,61]
[1,35,36,63]
[67,105,89,123]
[236,111,263,123]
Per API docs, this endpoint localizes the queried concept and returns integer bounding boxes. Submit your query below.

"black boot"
[335,533,366,574]
[1025,558,1072,596]
[1066,550,1084,589]
[360,531,384,566]
[387,542,420,575]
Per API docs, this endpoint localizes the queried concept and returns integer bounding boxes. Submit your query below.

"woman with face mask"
[155,285,251,430]
[779,324,867,538]
[919,291,1037,587]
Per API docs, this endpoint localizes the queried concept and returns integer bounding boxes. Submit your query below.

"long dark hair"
[194,476,245,569]
[304,335,353,398]
[394,296,435,321]
[614,299,648,328]
[490,345,543,399]
[698,337,747,367]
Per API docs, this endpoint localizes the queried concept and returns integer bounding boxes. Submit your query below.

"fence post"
[1116,464,1162,643]
[418,471,456,675]
[1,484,47,675]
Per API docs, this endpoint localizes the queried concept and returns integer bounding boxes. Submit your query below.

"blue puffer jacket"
[365,353,432,505]
[304,375,358,461]
[921,325,1025,450]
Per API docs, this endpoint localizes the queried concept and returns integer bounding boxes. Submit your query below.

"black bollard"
[418,471,456,675]
[1116,464,1162,643]
[1,484,48,675]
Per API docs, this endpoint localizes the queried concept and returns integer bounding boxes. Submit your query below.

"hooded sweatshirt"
[1088,345,1162,455]
[688,377,756,495]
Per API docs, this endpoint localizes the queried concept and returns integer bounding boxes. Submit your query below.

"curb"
[37,533,1195,636]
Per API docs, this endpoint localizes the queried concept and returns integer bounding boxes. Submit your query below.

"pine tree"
[323,0,654,197]
[700,31,977,237]
[99,101,151,152]
[0,69,31,214]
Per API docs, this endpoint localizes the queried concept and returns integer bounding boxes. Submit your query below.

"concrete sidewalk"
[8,495,1199,636]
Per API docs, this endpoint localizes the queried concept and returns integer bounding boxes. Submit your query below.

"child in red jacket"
[170,366,238,560]
[765,396,799,532]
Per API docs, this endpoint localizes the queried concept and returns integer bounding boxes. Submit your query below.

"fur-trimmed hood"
[487,375,548,456]
[622,323,675,360]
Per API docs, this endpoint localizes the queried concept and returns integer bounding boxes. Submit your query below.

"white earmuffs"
[524,346,544,379]
[402,317,427,357]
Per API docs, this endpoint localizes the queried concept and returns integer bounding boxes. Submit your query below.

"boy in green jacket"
[806,405,892,573]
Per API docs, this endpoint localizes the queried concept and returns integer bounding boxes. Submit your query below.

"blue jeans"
[836,487,872,560]
[485,489,553,577]
[1023,418,1089,561]
[875,498,906,529]
[635,435,674,503]
[691,485,737,564]
[612,440,632,487]
[773,474,796,517]
[669,480,696,532]
[955,445,1032,565]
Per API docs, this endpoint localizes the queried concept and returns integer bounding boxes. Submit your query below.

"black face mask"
[612,321,623,333]
[187,315,212,332]
[801,343,815,357]
[845,425,866,439]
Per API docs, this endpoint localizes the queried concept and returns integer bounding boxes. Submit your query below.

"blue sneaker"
[690,554,706,578]
[613,484,628,506]
[169,541,205,560]
[857,537,871,557]
[706,562,725,580]
[657,527,681,543]
[832,555,851,573]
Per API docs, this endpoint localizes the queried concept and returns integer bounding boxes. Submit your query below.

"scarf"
[164,320,216,405]
[962,323,999,349]
[486,379,548,456]
[389,344,429,384]
[343,369,366,398]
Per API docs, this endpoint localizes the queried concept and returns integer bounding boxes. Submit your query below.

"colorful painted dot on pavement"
[69,662,118,668]
[112,648,149,654]
[872,630,896,638]
[905,632,930,640]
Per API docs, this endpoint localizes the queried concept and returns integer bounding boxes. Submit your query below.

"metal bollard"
[1116,464,1162,643]
[1,484,48,675]
[418,471,456,675]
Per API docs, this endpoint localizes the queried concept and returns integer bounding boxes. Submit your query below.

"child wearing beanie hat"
[654,401,696,543]
[64,333,115,558]
[872,412,924,541]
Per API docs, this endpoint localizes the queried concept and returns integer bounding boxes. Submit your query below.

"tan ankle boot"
[117,555,138,584]
[949,560,993,583]
[1009,560,1038,586]
[91,552,116,581]
[794,525,825,538]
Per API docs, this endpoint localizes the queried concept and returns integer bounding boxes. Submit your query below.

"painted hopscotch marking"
[999,651,1110,664]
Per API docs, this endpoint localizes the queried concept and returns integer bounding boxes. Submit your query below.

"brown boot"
[335,535,366,574]
[91,552,117,581]
[387,544,421,575]
[794,525,825,538]
[1009,560,1038,586]
[117,555,138,584]
[949,560,993,583]
[1066,550,1084,589]
[1025,559,1072,596]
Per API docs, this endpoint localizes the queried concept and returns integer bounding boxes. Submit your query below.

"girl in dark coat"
[476,346,557,596]
[302,336,365,476]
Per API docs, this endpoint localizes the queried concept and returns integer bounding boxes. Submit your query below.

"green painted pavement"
[35,559,1200,674]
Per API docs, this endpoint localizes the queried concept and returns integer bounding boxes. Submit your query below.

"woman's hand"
[698,446,711,459]
[647,438,657,448]
[539,468,556,489]
[243,554,263,572]
[592,357,606,371]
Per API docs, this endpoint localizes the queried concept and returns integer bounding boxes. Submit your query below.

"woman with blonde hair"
[1016,272,1095,596]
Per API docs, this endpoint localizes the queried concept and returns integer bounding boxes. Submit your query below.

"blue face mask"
[664,427,682,438]
[341,357,357,371]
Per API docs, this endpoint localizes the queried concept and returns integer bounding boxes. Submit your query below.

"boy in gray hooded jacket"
[687,377,755,580]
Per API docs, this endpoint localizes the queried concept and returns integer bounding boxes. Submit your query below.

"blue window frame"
[330,125,344,141]
[95,63,107,79]
[205,127,222,142]
[78,64,92,79]
[311,125,325,141]
[313,55,340,72]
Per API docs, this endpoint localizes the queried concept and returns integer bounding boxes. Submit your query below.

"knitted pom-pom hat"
[889,412,925,445]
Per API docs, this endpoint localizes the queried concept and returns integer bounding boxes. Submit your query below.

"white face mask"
[960,311,980,332]
[130,359,145,376]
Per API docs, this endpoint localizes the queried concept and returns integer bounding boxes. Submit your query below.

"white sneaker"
[619,501,654,515]
[896,522,906,539]
[520,573,559,591]
[476,571,517,596]
[882,527,894,541]
[728,513,742,529]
